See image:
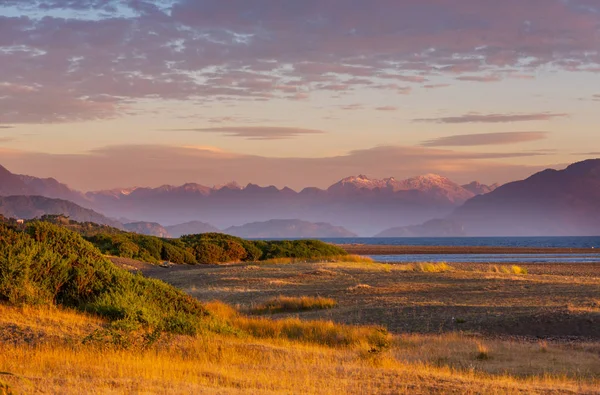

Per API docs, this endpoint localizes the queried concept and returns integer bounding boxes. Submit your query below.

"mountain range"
[2,159,600,237]
[79,173,488,235]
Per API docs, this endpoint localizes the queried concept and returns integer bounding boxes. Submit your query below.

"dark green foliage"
[86,230,347,265]
[87,232,199,264]
[24,216,348,265]
[0,222,209,335]
[256,239,347,260]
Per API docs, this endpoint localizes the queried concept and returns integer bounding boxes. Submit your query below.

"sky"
[1,0,599,191]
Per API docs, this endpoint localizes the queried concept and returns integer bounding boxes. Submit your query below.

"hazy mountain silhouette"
[449,159,600,236]
[0,165,35,196]
[83,174,482,235]
[462,181,500,196]
[224,219,357,238]
[375,219,467,237]
[124,222,171,238]
[0,195,122,228]
[165,221,220,238]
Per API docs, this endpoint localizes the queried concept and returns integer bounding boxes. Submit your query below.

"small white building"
[16,219,25,225]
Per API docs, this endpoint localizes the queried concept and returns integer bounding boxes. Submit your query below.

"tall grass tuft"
[251,296,337,314]
[397,262,454,273]
[490,265,528,275]
[476,342,491,360]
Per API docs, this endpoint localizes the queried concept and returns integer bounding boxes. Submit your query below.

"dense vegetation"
[0,221,387,350]
[0,221,211,335]
[29,215,347,265]
[88,229,347,265]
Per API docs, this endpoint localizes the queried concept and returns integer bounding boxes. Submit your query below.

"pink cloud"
[456,75,502,83]
[1,1,599,122]
[415,112,569,124]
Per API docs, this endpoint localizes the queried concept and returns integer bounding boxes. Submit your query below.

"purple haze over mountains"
[1,159,600,237]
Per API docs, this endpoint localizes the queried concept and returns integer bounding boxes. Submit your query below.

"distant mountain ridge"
[82,174,496,235]
[462,181,500,196]
[449,159,600,236]
[1,163,499,235]
[165,221,221,238]
[224,219,357,238]
[124,222,171,238]
[0,195,122,228]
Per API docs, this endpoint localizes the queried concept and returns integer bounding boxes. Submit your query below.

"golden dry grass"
[396,262,455,273]
[261,254,374,265]
[489,265,529,275]
[251,295,337,314]
[1,304,600,394]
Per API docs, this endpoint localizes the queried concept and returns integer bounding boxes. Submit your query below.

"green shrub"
[0,222,209,335]
[39,218,349,266]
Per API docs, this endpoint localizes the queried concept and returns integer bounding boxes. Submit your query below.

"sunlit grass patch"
[347,284,373,292]
[203,301,389,350]
[234,316,390,349]
[261,254,373,265]
[476,342,491,360]
[396,262,454,273]
[489,265,528,275]
[251,296,337,314]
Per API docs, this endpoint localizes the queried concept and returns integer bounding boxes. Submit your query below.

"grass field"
[2,257,600,394]
[2,302,600,394]
[123,258,600,339]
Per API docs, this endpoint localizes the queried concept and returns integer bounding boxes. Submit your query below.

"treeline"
[88,232,347,264]
[4,215,347,265]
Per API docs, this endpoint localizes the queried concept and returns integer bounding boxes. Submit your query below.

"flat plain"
[117,257,600,340]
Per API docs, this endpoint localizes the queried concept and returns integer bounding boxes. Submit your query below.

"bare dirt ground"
[111,257,600,341]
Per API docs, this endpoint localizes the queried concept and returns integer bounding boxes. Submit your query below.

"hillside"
[124,221,171,238]
[2,224,599,393]
[0,195,122,228]
[461,181,499,196]
[165,221,220,238]
[0,165,34,196]
[450,159,600,236]
[375,219,466,237]
[224,219,357,238]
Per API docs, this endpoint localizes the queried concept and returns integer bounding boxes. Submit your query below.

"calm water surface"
[320,236,600,249]
[369,253,600,264]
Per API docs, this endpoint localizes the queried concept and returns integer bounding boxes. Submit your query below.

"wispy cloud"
[414,113,568,124]
[422,132,549,147]
[166,126,326,140]
[1,1,598,123]
[456,75,502,83]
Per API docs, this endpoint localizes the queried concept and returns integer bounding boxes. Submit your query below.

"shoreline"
[339,244,600,255]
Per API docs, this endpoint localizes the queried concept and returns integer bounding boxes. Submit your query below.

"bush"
[41,218,349,266]
[0,222,209,335]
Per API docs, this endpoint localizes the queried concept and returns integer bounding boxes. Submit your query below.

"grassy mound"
[0,222,209,335]
[0,222,388,349]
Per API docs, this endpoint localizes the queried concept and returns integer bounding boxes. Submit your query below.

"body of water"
[369,253,600,264]
[319,236,600,249]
